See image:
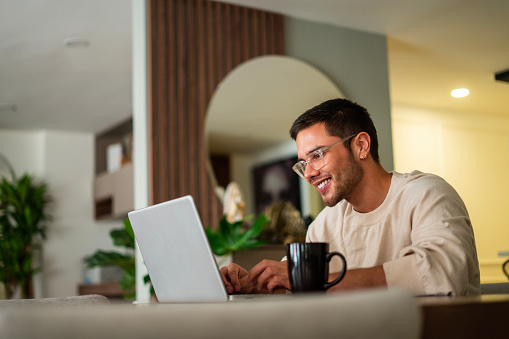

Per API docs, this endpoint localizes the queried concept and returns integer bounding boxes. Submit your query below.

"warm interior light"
[451,88,469,98]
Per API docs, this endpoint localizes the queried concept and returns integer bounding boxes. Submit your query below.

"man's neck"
[348,164,392,213]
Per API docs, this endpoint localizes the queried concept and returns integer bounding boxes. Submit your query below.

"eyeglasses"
[292,134,356,178]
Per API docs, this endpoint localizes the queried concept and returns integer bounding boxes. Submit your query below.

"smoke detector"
[0,103,16,112]
[63,37,90,48]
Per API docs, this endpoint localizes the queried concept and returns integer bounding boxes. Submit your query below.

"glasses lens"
[292,162,306,178]
[308,152,325,170]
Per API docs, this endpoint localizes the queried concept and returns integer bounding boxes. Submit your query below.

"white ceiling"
[222,0,509,117]
[1,0,508,135]
[0,0,132,134]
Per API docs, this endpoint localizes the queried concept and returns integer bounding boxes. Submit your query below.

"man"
[220,98,480,296]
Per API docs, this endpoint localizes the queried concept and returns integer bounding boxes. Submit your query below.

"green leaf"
[118,267,136,291]
[124,219,135,241]
[110,229,135,248]
[205,228,228,256]
[213,246,229,256]
[143,273,155,296]
[217,217,231,239]
[0,171,50,298]
[205,214,268,255]
[22,255,33,275]
[84,250,134,270]
[234,214,267,249]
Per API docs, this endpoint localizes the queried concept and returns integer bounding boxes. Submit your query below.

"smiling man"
[220,98,480,296]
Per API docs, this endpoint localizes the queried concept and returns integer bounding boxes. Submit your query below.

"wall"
[132,0,151,303]
[284,17,394,171]
[0,129,121,298]
[392,104,509,283]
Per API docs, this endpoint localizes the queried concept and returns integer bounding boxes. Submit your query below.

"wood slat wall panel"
[148,0,284,228]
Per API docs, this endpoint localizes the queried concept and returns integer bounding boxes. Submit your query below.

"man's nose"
[304,164,319,180]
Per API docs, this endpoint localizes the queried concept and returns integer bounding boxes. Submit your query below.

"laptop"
[128,195,284,303]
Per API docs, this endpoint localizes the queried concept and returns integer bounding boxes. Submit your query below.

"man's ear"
[354,132,371,160]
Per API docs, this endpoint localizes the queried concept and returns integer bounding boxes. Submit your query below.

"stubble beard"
[322,151,364,207]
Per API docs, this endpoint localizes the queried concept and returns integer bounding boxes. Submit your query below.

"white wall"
[285,17,393,171]
[0,129,121,298]
[0,130,44,175]
[392,104,509,283]
[132,0,150,304]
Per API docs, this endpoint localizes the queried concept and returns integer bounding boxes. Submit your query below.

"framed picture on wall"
[253,156,301,215]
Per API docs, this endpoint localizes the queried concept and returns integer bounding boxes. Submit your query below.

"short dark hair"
[289,98,380,163]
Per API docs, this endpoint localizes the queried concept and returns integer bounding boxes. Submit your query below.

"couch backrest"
[0,294,110,308]
[0,289,420,339]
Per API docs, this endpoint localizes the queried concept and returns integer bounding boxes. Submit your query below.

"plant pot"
[214,254,232,268]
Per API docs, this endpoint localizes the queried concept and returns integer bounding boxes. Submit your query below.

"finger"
[219,266,234,293]
[249,260,288,290]
[247,259,276,284]
[254,265,285,291]
[266,275,291,293]
[227,264,242,292]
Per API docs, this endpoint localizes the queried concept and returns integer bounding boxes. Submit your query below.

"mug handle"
[324,252,347,290]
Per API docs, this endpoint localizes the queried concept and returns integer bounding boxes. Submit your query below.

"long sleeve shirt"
[306,171,480,296]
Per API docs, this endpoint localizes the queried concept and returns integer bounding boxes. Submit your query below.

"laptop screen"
[128,196,229,303]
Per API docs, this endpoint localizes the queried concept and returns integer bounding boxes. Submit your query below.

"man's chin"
[321,193,342,207]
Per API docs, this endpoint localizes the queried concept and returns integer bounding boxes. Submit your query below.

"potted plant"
[85,219,152,300]
[0,173,51,299]
[205,214,268,266]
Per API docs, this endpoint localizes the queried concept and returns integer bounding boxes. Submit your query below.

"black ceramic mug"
[286,242,347,293]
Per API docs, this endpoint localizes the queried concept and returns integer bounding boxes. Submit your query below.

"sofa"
[0,289,421,339]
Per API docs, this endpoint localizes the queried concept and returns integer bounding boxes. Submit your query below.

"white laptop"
[128,195,283,303]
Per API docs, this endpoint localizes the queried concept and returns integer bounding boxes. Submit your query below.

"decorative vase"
[214,254,232,268]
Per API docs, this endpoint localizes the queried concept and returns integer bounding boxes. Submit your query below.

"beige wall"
[392,104,509,283]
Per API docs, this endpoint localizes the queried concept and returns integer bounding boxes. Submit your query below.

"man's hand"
[247,259,291,293]
[219,263,254,294]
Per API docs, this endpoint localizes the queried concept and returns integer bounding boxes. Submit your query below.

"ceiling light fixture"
[63,37,90,48]
[495,69,509,83]
[451,88,469,98]
[0,103,17,112]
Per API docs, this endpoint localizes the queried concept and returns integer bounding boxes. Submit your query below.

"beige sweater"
[306,171,480,296]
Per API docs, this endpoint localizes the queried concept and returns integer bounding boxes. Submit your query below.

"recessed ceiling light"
[451,88,469,98]
[63,37,90,48]
[0,103,16,112]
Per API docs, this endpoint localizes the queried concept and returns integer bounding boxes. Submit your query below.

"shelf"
[94,118,133,221]
[95,118,133,175]
[94,163,134,220]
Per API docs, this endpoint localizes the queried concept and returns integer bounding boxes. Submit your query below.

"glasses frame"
[292,134,357,178]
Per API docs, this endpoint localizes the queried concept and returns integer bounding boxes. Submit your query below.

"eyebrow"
[298,145,327,162]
